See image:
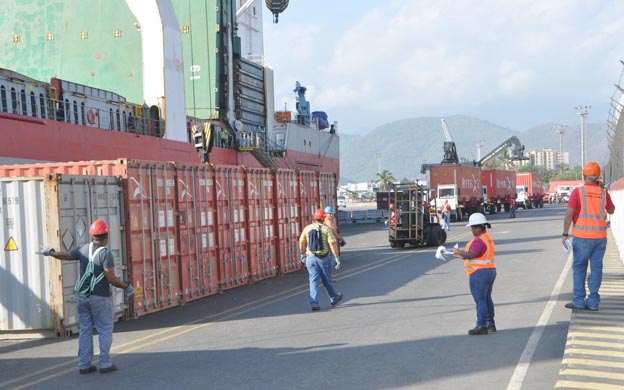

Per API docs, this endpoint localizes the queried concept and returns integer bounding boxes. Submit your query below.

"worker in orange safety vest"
[563,162,615,311]
[453,213,496,335]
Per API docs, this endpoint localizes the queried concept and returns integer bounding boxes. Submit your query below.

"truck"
[548,180,582,203]
[481,169,516,213]
[387,182,447,248]
[429,165,483,221]
[515,172,545,209]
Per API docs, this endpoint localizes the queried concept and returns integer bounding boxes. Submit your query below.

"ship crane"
[440,119,460,165]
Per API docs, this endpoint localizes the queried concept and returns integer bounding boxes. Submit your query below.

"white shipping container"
[0,175,126,336]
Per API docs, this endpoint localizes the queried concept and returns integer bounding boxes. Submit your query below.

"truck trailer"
[481,169,516,213]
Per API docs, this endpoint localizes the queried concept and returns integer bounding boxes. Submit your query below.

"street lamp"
[575,105,591,168]
[375,152,381,175]
[475,140,485,161]
[553,125,567,173]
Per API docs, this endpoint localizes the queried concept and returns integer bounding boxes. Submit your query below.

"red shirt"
[567,183,614,222]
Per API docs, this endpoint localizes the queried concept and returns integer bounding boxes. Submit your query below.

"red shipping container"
[175,163,219,303]
[298,170,320,231]
[274,169,303,274]
[244,167,278,281]
[214,165,250,290]
[0,159,183,318]
[516,172,544,200]
[481,169,516,202]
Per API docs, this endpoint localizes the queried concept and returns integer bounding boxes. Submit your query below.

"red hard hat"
[313,208,326,221]
[582,162,600,176]
[89,219,109,235]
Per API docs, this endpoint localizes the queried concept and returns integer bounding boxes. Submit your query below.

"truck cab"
[516,186,528,209]
[432,185,460,221]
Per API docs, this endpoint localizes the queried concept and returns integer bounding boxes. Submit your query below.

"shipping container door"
[0,178,52,331]
[125,162,181,317]
[245,168,277,281]
[175,163,219,302]
[52,175,125,335]
[274,170,302,274]
[214,166,249,290]
[298,171,319,231]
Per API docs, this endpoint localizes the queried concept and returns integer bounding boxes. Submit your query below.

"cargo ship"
[0,0,340,335]
[0,0,339,176]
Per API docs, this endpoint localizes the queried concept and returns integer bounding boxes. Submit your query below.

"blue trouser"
[572,237,608,309]
[469,268,496,328]
[305,255,339,308]
[443,212,450,230]
[77,295,114,370]
[509,205,516,218]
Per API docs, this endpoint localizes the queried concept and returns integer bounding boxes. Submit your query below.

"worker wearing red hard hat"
[41,219,134,374]
[299,208,343,311]
[563,162,615,311]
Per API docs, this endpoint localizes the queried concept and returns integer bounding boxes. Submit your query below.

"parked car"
[337,196,347,207]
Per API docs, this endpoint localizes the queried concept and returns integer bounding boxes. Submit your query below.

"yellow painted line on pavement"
[3,247,421,389]
[568,332,624,340]
[563,358,624,369]
[572,325,624,332]
[566,339,624,348]
[555,380,624,389]
[565,348,624,358]
[559,368,624,381]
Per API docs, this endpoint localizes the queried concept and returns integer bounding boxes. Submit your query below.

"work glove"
[41,248,55,256]
[124,283,135,297]
[300,254,307,263]
[334,257,341,270]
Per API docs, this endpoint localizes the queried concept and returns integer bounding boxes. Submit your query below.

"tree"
[376,170,396,192]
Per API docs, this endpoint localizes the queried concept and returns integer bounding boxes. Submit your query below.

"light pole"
[554,125,567,174]
[375,152,381,175]
[575,105,591,168]
[475,140,485,161]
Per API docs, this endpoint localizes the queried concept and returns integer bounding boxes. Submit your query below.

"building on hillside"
[512,148,569,170]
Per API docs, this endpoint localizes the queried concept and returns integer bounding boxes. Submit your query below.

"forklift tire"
[428,225,447,246]
[390,241,405,248]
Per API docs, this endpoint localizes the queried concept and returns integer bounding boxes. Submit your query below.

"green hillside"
[339,115,608,184]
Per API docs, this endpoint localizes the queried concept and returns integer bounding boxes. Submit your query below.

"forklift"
[388,182,447,248]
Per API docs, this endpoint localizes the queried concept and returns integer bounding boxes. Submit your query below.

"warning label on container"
[4,237,18,251]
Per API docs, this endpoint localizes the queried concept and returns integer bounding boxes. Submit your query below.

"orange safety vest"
[464,232,495,276]
[572,185,608,239]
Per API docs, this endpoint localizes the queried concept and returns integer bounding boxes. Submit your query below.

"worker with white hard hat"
[453,213,497,335]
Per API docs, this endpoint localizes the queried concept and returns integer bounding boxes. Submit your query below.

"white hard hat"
[466,213,488,227]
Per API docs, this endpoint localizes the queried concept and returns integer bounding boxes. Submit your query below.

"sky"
[261,0,624,135]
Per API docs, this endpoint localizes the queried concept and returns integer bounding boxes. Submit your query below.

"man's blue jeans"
[77,295,114,370]
[305,255,339,308]
[469,268,496,328]
[572,237,607,309]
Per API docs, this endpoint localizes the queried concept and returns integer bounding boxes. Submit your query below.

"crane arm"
[477,136,527,167]
[440,119,453,142]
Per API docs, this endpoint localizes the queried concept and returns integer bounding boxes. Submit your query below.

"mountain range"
[338,115,608,184]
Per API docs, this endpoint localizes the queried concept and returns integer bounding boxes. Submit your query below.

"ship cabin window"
[64,99,71,122]
[30,91,37,117]
[10,87,17,114]
[73,100,79,124]
[80,102,86,125]
[0,86,6,112]
[20,89,27,116]
[116,109,121,131]
[39,94,47,119]
[109,108,114,130]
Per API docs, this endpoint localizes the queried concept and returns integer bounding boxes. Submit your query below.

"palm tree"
[376,170,396,192]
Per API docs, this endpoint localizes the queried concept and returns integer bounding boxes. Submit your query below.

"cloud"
[263,0,624,133]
